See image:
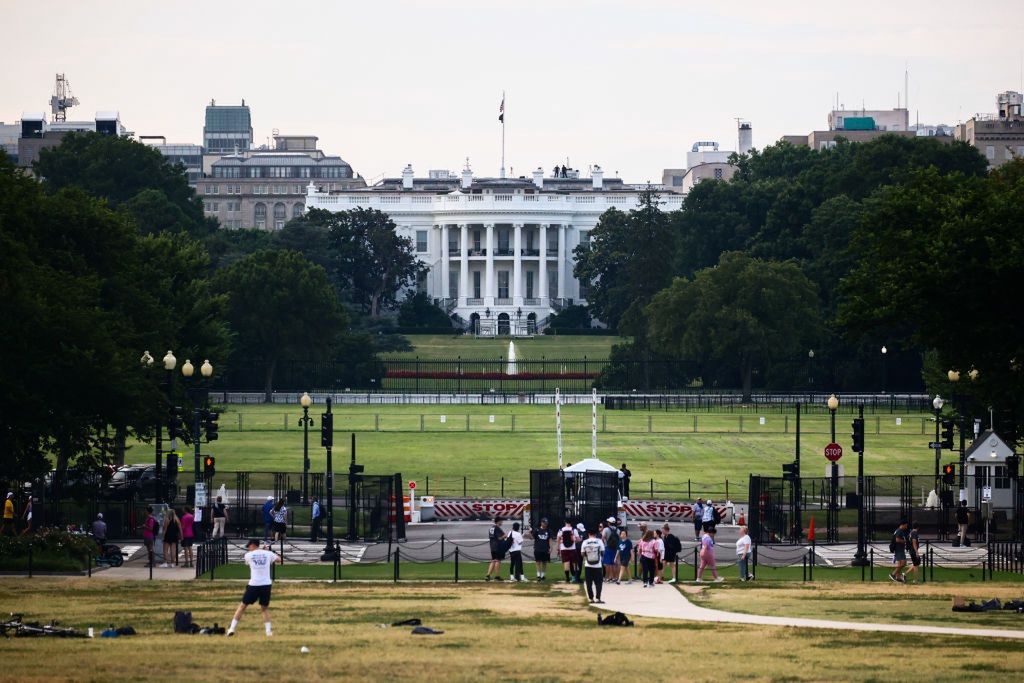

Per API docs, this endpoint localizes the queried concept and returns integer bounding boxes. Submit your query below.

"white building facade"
[305,166,683,333]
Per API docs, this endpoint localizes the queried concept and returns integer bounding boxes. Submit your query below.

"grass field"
[129,404,940,498]
[380,334,622,360]
[3,578,1024,681]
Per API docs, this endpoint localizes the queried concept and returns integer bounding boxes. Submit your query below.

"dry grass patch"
[2,578,1024,682]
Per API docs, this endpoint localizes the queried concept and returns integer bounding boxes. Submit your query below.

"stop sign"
[824,442,843,462]
[408,480,417,490]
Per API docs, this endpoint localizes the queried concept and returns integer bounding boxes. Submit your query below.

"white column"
[538,224,548,303]
[485,223,495,305]
[459,224,469,305]
[557,224,567,299]
[512,223,523,304]
[440,225,450,301]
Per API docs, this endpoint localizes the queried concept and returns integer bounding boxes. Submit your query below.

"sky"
[4,1,1024,182]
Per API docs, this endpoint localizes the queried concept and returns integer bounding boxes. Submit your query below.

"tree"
[212,250,348,401]
[397,292,453,329]
[296,208,424,318]
[839,162,1024,444]
[573,188,675,343]
[0,155,229,484]
[34,132,210,237]
[647,252,822,401]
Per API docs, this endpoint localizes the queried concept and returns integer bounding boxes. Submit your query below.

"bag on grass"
[173,611,193,634]
[597,611,634,627]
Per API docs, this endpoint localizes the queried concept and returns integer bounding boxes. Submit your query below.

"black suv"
[106,464,179,502]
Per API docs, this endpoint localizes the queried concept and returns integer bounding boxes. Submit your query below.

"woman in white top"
[507,522,527,582]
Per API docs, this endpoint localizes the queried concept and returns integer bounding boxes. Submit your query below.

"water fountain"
[507,341,517,376]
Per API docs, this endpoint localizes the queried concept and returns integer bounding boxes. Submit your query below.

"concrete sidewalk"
[594,581,1024,640]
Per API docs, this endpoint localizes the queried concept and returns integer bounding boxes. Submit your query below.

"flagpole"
[500,90,506,179]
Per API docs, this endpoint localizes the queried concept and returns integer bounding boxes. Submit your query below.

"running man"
[227,539,282,637]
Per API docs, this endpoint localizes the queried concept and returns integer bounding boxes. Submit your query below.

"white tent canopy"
[564,458,619,473]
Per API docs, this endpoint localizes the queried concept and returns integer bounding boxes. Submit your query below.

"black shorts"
[181,538,194,548]
[910,553,921,567]
[242,584,272,607]
[272,522,287,534]
[490,548,506,561]
[534,552,551,563]
[665,553,679,563]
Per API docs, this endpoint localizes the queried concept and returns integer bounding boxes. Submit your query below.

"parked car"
[44,467,112,498]
[106,464,178,502]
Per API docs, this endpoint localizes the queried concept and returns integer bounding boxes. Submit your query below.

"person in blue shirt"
[262,496,275,541]
[616,528,634,583]
[310,498,321,543]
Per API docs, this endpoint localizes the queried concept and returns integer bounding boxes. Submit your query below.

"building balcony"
[495,297,513,305]
[467,298,484,305]
[523,298,542,306]
[495,247,513,256]
[468,248,486,256]
[521,248,540,256]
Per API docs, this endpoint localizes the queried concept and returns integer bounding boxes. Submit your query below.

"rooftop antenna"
[49,73,79,123]
[905,66,909,113]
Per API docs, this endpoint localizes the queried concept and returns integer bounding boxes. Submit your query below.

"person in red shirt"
[141,506,159,568]
[180,507,196,568]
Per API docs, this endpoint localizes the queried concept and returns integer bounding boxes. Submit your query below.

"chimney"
[461,166,473,189]
[738,121,753,155]
[591,165,604,190]
[532,167,544,189]
[402,164,414,190]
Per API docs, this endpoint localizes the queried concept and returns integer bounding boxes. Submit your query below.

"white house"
[304,165,683,334]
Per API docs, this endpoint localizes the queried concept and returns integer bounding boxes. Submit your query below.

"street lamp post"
[827,393,839,542]
[159,350,178,504]
[948,369,966,493]
[881,345,888,394]
[852,403,868,566]
[808,350,815,392]
[299,392,313,505]
[932,395,944,489]
[182,358,213,540]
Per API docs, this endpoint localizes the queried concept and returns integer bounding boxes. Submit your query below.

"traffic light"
[942,462,956,485]
[1007,454,1020,480]
[851,418,865,453]
[203,409,219,442]
[168,406,185,440]
[782,461,800,480]
[203,455,216,477]
[321,412,333,448]
[940,419,955,450]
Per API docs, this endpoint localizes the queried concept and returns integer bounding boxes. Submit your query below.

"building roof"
[964,430,1015,460]
[366,175,631,194]
[213,152,352,168]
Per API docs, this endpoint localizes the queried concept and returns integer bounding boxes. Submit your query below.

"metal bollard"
[441,534,445,563]
[693,546,698,581]
[454,547,460,583]
[393,547,400,583]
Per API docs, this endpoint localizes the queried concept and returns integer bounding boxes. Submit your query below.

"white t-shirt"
[244,549,279,586]
[736,534,752,557]
[655,537,665,560]
[580,538,605,568]
[702,505,714,523]
[558,526,575,552]
[509,530,523,552]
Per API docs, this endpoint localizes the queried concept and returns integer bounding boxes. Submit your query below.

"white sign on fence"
[896,417,902,426]
[489,415,495,423]
[759,416,766,425]
[195,483,207,507]
[440,415,446,423]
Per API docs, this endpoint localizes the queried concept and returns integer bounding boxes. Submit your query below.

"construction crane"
[49,73,79,122]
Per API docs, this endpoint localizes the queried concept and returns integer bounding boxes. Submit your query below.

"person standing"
[20,496,33,536]
[905,521,922,583]
[890,521,909,583]
[620,463,631,499]
[696,528,721,582]
[141,506,158,567]
[617,528,634,583]
[530,518,552,581]
[485,517,506,581]
[271,499,288,544]
[558,520,577,583]
[691,500,704,541]
[580,528,605,604]
[2,493,15,536]
[310,498,321,543]
[653,529,666,584]
[702,499,716,533]
[91,513,107,548]
[211,496,228,539]
[180,506,195,568]
[227,539,282,637]
[662,524,682,583]
[736,525,753,581]
[601,516,619,582]
[161,508,182,568]
[637,530,657,587]
[507,522,527,582]
[956,500,970,547]
[262,496,275,541]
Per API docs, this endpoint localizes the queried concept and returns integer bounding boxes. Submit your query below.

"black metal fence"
[195,537,228,578]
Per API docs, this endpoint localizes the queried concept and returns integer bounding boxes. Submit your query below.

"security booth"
[529,470,565,531]
[564,458,621,531]
[964,430,1017,530]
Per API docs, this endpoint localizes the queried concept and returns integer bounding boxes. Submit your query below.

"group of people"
[261,496,289,543]
[135,505,198,568]
[889,520,923,583]
[3,492,32,536]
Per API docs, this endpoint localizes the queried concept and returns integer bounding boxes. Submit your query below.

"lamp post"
[159,350,178,504]
[948,369,966,493]
[880,345,888,394]
[932,394,944,489]
[182,358,213,536]
[807,350,815,392]
[321,397,338,562]
[827,393,839,542]
[299,392,313,504]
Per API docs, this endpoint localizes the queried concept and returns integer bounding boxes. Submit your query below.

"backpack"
[584,542,601,565]
[597,611,634,627]
[562,529,574,548]
[712,507,721,524]
[605,527,619,551]
[173,611,193,634]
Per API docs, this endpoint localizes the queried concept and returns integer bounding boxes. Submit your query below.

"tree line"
[575,135,1024,444]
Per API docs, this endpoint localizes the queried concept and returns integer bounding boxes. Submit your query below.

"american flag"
[498,95,504,123]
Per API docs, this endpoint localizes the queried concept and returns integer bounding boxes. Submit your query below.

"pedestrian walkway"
[593,581,1024,640]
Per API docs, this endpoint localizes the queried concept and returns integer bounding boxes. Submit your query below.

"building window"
[498,271,509,299]
[250,167,262,178]
[473,271,482,299]
[547,229,558,253]
[449,271,459,299]
[300,168,312,178]
[548,270,558,299]
[254,202,266,229]
[995,465,1010,490]
[205,184,213,194]
[416,230,428,253]
[526,271,534,299]
[986,145,995,160]
[294,185,302,194]
[473,230,482,251]
[273,203,286,230]
[714,168,724,180]
[211,185,219,194]
[672,175,683,187]
[579,232,591,248]
[292,204,304,218]
[1007,147,1015,160]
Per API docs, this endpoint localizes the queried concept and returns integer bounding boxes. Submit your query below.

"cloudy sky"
[4,1,1023,181]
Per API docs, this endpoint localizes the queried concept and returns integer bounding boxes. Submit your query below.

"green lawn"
[128,404,939,499]
[381,333,622,360]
